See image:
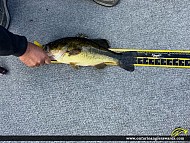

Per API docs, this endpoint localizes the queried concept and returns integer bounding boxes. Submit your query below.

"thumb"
[45,56,51,64]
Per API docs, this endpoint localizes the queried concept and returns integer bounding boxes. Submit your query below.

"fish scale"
[56,49,118,66]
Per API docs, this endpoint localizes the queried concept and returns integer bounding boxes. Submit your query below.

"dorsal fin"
[91,39,110,49]
[76,33,88,38]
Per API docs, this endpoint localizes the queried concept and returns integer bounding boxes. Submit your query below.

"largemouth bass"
[38,36,137,71]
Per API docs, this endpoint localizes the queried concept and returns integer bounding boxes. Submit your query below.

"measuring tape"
[110,48,190,68]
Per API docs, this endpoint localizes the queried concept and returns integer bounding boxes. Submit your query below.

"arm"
[0,26,27,56]
[0,26,51,67]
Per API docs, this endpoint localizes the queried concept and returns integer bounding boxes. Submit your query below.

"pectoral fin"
[70,62,79,69]
[94,63,107,69]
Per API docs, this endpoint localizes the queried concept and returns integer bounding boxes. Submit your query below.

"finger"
[35,63,41,67]
[30,60,41,67]
[40,61,45,66]
[37,59,45,66]
[45,57,51,64]
[28,64,36,68]
[24,60,34,67]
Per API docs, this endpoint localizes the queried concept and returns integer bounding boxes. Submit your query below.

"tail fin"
[119,51,137,72]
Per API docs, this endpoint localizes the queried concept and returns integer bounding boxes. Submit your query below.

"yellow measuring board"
[109,48,190,68]
[109,48,190,53]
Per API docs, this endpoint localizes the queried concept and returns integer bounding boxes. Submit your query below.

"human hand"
[19,42,51,67]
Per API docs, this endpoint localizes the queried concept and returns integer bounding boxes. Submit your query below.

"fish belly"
[57,52,118,66]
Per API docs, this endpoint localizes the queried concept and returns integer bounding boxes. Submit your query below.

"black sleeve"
[0,26,28,57]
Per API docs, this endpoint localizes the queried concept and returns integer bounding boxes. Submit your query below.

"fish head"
[43,41,68,60]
